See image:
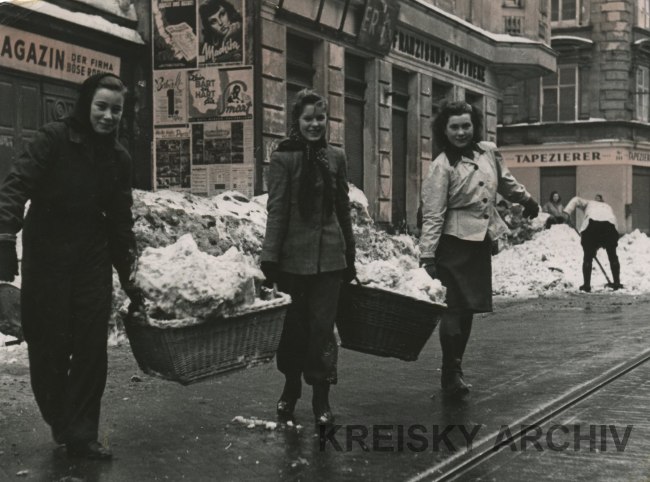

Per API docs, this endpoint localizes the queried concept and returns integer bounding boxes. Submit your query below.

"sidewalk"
[1,293,649,481]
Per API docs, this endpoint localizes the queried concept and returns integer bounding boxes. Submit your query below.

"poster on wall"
[155,127,192,190]
[198,0,244,66]
[153,0,198,69]
[153,70,188,125]
[187,66,253,122]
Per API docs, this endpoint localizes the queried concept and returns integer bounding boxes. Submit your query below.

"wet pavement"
[1,293,649,481]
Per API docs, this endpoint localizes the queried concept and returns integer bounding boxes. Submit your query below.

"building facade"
[499,0,650,234]
[259,0,556,230]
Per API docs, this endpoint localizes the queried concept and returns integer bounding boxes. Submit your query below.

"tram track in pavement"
[407,346,650,482]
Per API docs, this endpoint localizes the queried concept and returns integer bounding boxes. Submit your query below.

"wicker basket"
[336,282,445,361]
[124,297,290,385]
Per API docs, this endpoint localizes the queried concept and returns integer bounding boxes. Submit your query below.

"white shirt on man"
[563,196,618,232]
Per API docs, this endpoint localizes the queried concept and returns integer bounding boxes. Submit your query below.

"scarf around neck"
[277,127,333,221]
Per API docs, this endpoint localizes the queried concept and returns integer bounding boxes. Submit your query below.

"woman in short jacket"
[261,89,355,425]
[420,101,539,399]
[0,73,142,459]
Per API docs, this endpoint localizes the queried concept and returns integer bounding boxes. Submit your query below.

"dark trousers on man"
[276,271,341,386]
[21,253,112,445]
[580,220,620,288]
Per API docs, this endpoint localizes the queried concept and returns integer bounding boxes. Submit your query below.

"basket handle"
[352,276,371,286]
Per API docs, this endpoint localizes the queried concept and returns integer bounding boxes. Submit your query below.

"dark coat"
[261,145,355,275]
[0,119,136,288]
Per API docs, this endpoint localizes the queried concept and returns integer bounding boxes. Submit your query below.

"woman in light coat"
[420,101,539,398]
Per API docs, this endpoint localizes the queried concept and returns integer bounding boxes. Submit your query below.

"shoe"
[607,282,623,291]
[276,398,297,423]
[314,410,335,426]
[66,441,113,460]
[579,285,591,292]
[441,369,470,399]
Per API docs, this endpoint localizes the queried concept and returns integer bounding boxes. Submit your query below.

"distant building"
[499,0,650,234]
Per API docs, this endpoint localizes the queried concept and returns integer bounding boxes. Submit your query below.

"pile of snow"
[136,235,273,327]
[356,257,446,304]
[493,224,650,297]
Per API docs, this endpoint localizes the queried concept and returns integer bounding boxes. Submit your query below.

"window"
[503,0,523,7]
[636,66,650,122]
[286,32,315,127]
[639,0,650,29]
[541,65,578,122]
[344,52,366,189]
[551,0,578,23]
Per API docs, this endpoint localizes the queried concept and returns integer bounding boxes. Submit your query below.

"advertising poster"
[187,66,253,122]
[155,127,192,190]
[153,0,198,69]
[195,164,253,198]
[198,0,245,66]
[153,70,188,125]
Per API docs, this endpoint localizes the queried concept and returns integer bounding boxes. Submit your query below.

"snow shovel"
[0,283,22,345]
[570,225,616,287]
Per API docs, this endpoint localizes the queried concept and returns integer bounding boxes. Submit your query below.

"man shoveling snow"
[563,194,622,292]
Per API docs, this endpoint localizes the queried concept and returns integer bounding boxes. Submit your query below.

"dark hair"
[549,190,561,202]
[595,194,604,201]
[432,100,483,151]
[199,0,242,42]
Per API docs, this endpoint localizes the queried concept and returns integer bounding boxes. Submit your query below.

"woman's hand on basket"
[261,261,280,287]
[420,257,437,280]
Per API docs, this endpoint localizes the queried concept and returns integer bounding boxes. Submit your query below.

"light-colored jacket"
[563,197,618,232]
[420,142,532,259]
[261,145,355,275]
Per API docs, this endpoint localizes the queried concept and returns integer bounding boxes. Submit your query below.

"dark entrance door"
[540,166,576,223]
[391,109,407,229]
[633,166,650,234]
[0,71,77,183]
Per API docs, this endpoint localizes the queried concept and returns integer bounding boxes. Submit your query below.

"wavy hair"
[432,100,483,152]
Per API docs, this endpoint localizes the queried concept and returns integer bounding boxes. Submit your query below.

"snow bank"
[493,224,650,297]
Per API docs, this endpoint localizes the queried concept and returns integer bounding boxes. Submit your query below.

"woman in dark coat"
[0,73,143,459]
[261,89,356,425]
[543,191,567,228]
[420,101,539,399]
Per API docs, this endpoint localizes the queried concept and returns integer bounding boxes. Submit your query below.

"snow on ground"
[493,224,650,297]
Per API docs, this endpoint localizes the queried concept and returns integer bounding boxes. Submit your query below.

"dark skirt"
[435,234,493,313]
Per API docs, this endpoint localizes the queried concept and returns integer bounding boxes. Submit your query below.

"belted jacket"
[420,141,532,259]
[261,145,355,275]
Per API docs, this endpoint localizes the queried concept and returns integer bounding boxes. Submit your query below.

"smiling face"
[89,88,124,135]
[298,103,327,142]
[208,7,231,35]
[445,113,474,149]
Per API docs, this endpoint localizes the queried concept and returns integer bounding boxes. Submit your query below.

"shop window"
[431,81,452,158]
[344,52,366,190]
[541,65,578,122]
[286,32,315,125]
[636,66,650,122]
[639,0,650,29]
[551,0,578,24]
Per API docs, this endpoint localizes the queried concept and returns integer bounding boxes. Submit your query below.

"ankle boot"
[440,335,470,398]
[277,374,302,422]
[312,383,335,425]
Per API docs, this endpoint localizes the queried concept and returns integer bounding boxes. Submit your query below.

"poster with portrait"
[153,70,188,125]
[153,0,198,69]
[154,126,192,191]
[187,66,253,122]
[198,0,245,66]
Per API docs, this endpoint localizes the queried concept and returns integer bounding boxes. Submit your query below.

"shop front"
[0,1,148,186]
[500,142,650,234]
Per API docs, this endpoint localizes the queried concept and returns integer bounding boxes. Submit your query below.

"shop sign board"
[0,26,120,83]
[357,0,400,56]
[500,144,650,168]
